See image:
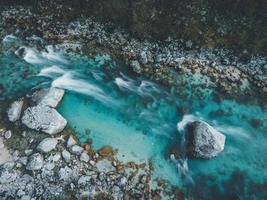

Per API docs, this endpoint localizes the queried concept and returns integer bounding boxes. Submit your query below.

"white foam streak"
[16,45,68,65]
[114,77,137,92]
[38,66,66,78]
[41,45,68,64]
[177,114,199,132]
[138,81,160,97]
[170,155,194,183]
[19,47,45,64]
[216,124,251,139]
[2,34,17,43]
[52,72,118,106]
[115,76,160,98]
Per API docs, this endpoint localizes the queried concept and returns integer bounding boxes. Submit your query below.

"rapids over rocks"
[1,36,267,199]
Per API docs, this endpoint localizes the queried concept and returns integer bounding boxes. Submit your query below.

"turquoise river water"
[0,35,267,199]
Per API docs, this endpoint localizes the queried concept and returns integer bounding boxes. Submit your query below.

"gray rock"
[80,151,90,162]
[52,153,61,162]
[21,105,67,135]
[18,157,28,166]
[77,175,91,186]
[26,153,44,170]
[95,159,115,172]
[67,135,77,147]
[20,195,31,200]
[186,120,225,159]
[43,162,55,171]
[62,150,71,163]
[37,138,58,153]
[24,149,33,156]
[71,145,84,155]
[32,87,64,108]
[118,176,127,188]
[7,98,24,122]
[58,166,72,181]
[4,130,12,139]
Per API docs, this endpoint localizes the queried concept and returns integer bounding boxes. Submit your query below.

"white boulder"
[21,105,67,135]
[32,87,64,108]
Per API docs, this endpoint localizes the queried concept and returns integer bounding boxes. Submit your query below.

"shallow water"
[1,36,267,199]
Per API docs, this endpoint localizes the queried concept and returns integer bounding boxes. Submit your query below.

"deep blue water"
[1,35,267,199]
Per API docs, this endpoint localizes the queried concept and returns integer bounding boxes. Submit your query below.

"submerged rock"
[26,153,44,170]
[32,87,64,108]
[21,105,67,135]
[186,121,225,159]
[98,146,113,157]
[7,98,24,122]
[37,138,58,153]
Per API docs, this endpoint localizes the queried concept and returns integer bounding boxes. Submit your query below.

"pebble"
[37,138,58,153]
[25,149,33,156]
[80,151,90,162]
[89,160,95,166]
[52,153,61,162]
[71,145,84,155]
[67,135,77,147]
[58,166,72,181]
[4,130,12,139]
[26,153,44,170]
[62,149,71,163]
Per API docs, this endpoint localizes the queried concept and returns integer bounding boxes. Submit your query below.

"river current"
[1,35,267,199]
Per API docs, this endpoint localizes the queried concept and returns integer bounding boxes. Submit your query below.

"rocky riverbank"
[0,4,266,200]
[1,7,267,107]
[0,87,184,200]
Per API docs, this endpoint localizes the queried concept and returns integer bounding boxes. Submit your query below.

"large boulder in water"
[21,105,67,135]
[186,121,225,159]
[31,87,64,108]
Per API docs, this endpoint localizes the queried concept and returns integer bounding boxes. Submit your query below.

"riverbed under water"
[1,35,267,199]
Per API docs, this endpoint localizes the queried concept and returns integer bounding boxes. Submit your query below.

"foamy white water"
[38,65,66,77]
